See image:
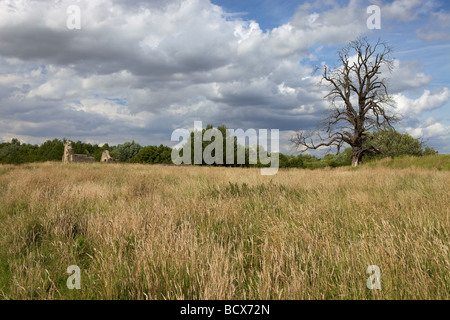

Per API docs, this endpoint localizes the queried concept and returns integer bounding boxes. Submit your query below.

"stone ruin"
[62,141,118,163]
[100,150,117,163]
[62,141,95,163]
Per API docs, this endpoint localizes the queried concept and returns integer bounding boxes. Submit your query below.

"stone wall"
[72,154,95,162]
[100,150,117,163]
[62,141,95,163]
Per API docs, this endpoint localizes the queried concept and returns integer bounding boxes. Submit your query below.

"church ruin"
[62,141,95,163]
[100,150,117,163]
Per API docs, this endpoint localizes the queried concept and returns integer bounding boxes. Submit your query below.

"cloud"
[375,0,450,42]
[393,88,450,117]
[403,117,450,154]
[0,0,341,141]
[0,0,448,154]
[416,11,450,41]
[378,0,434,22]
[388,59,433,93]
[407,120,449,138]
[289,0,368,46]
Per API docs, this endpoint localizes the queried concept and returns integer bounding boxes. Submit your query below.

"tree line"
[0,127,438,168]
[0,138,172,165]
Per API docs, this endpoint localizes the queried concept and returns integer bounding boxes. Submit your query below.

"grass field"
[0,157,449,299]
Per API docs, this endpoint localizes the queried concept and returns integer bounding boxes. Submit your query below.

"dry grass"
[0,162,448,300]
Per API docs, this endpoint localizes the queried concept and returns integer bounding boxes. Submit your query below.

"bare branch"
[291,37,399,166]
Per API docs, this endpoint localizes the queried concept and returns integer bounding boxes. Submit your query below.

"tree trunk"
[351,148,362,167]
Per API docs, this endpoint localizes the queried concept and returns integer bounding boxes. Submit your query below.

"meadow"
[0,157,448,299]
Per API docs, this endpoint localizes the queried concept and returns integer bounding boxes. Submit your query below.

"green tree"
[422,146,438,156]
[362,129,434,161]
[111,141,142,162]
[177,124,269,168]
[133,145,173,164]
[0,140,20,163]
[37,139,65,161]
[279,154,305,168]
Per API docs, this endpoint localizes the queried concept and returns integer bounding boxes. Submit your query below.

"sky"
[0,0,449,155]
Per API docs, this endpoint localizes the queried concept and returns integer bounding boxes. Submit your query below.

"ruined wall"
[62,141,95,163]
[100,150,117,163]
[72,154,95,162]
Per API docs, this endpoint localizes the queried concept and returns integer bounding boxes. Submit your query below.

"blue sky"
[212,0,303,30]
[0,0,449,154]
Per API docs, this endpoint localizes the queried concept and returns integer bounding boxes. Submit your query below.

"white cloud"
[403,117,450,153]
[416,11,450,41]
[407,121,448,138]
[394,88,450,117]
[388,59,433,93]
[379,0,429,22]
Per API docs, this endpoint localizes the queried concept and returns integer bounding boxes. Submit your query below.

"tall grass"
[366,154,450,170]
[0,161,448,299]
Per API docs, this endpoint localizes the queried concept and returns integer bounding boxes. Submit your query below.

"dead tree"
[291,37,398,166]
